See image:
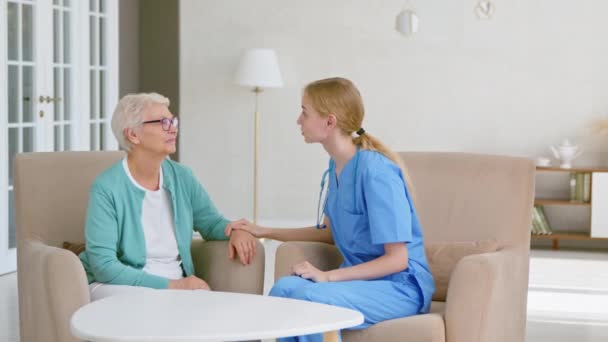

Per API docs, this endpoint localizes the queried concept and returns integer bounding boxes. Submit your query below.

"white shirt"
[122,159,183,280]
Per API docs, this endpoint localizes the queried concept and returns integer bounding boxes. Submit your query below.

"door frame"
[0,0,16,274]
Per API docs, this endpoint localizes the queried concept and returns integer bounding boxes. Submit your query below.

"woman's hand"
[293,261,330,283]
[225,219,266,238]
[228,230,257,265]
[168,275,211,290]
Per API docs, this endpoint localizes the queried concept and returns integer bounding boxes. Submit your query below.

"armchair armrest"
[274,241,343,279]
[46,245,91,341]
[191,239,265,294]
[18,240,89,342]
[444,248,528,342]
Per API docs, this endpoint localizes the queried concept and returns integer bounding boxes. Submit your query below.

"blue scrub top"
[324,150,435,313]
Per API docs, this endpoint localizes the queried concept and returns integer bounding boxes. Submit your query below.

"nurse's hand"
[226,219,265,238]
[293,261,330,283]
[224,218,249,236]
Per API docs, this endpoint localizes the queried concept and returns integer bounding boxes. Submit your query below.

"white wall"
[180,0,608,225]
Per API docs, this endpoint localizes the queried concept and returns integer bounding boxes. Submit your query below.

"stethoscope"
[316,148,360,229]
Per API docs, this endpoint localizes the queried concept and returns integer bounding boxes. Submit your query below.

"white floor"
[0,272,19,342]
[2,248,608,341]
[526,249,608,341]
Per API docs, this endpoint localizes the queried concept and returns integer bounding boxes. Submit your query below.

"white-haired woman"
[79,93,257,301]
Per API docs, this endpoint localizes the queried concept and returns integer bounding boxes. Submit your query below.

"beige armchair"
[275,152,534,342]
[14,151,265,342]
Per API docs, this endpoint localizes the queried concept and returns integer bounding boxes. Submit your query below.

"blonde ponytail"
[354,132,415,195]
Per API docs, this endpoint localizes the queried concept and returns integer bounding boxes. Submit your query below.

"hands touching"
[225,219,265,238]
[168,275,211,290]
[292,261,330,283]
[225,219,258,265]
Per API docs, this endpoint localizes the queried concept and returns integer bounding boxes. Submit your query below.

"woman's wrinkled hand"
[228,229,257,265]
[168,275,211,290]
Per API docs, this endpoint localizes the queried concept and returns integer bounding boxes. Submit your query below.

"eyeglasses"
[142,117,179,131]
[316,169,330,229]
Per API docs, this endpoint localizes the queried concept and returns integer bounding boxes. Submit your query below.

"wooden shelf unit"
[531,231,608,250]
[534,199,590,206]
[533,166,608,250]
[536,166,608,173]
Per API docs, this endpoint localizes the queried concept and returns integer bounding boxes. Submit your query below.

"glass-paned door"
[0,0,118,275]
[88,0,115,151]
[52,0,74,151]
[1,0,39,275]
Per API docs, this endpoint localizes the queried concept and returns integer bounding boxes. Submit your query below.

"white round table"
[71,290,364,341]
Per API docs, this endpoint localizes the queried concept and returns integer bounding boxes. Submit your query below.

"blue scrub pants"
[270,275,422,342]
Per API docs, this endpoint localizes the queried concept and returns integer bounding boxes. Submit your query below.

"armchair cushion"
[343,312,445,342]
[63,241,86,255]
[426,240,498,301]
[191,239,265,294]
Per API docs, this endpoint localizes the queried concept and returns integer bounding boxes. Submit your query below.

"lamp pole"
[234,48,283,224]
[253,86,263,224]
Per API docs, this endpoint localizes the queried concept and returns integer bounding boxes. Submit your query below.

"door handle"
[38,96,62,103]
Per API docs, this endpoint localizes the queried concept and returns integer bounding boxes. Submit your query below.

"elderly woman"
[79,93,257,301]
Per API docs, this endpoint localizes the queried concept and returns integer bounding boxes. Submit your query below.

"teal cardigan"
[79,159,230,289]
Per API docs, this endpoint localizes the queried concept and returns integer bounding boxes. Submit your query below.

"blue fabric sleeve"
[83,186,169,289]
[363,166,413,245]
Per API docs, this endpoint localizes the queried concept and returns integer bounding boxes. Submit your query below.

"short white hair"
[111,93,170,152]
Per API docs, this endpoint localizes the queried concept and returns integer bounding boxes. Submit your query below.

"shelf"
[534,168,608,250]
[532,232,590,240]
[536,166,608,173]
[534,199,590,206]
[531,231,608,250]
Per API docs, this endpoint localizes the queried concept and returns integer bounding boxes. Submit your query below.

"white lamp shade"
[235,48,284,88]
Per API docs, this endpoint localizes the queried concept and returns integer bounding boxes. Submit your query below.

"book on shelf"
[568,172,591,202]
[583,173,591,202]
[530,205,552,235]
[530,207,540,235]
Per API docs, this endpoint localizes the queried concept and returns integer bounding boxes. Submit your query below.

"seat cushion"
[343,311,445,342]
[426,240,499,301]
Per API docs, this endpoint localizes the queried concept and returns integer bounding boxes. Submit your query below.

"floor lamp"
[235,49,283,224]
